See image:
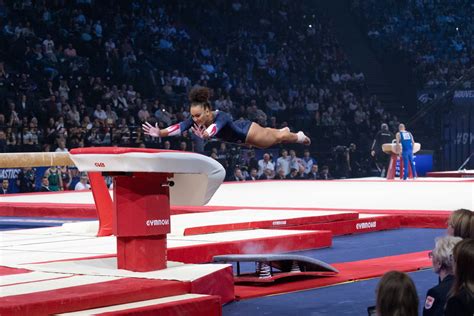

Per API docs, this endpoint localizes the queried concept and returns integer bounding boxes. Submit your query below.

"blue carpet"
[223,269,437,316]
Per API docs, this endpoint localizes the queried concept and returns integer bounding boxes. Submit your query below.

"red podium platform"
[70,147,225,272]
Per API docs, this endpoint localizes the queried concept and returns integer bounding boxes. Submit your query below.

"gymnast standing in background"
[142,87,311,148]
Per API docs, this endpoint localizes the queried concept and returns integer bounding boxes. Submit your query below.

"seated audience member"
[1,179,10,194]
[274,168,287,180]
[423,236,462,316]
[231,167,245,181]
[447,208,474,239]
[74,173,91,190]
[445,238,474,316]
[39,177,50,192]
[17,167,36,192]
[258,168,273,180]
[376,271,418,316]
[246,168,258,181]
[307,164,319,180]
[319,165,333,180]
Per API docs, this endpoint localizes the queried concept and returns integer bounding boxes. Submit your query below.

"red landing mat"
[234,251,431,300]
[0,278,190,316]
[92,295,222,316]
[0,202,97,218]
[170,231,332,263]
[0,266,32,276]
[355,210,450,229]
[182,212,357,236]
[279,215,400,236]
[426,171,474,178]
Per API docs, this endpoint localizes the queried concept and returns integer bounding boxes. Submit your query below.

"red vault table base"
[117,235,168,271]
[114,173,171,272]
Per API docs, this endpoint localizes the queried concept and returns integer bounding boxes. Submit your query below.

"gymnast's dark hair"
[189,86,212,110]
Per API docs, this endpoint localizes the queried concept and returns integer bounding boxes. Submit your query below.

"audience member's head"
[376,271,418,316]
[1,179,8,191]
[450,238,474,297]
[447,209,473,239]
[430,236,462,277]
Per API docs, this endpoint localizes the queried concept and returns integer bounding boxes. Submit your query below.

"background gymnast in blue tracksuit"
[396,123,417,180]
[142,87,311,148]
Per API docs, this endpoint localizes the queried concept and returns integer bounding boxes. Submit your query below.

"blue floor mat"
[223,269,437,316]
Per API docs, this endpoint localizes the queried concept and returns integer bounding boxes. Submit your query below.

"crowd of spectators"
[372,208,474,316]
[351,0,473,90]
[0,0,413,191]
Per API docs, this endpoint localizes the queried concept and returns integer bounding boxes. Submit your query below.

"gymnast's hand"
[142,122,160,137]
[191,125,210,139]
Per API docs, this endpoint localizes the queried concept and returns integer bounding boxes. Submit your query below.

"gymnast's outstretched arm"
[142,118,194,138]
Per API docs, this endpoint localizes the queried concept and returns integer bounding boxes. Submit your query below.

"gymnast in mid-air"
[142,87,311,148]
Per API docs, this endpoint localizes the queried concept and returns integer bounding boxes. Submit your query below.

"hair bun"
[189,87,210,103]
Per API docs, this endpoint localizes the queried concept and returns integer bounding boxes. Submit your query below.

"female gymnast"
[142,87,311,148]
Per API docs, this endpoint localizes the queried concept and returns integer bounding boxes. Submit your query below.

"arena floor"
[0,177,472,315]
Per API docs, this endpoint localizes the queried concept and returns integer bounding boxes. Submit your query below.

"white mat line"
[0,237,102,248]
[0,248,113,255]
[19,258,231,282]
[58,294,209,315]
[0,271,74,286]
[1,275,122,297]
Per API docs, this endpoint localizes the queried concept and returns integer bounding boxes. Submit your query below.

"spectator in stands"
[0,0,397,183]
[307,164,319,180]
[60,166,72,191]
[274,168,288,180]
[423,236,462,316]
[55,139,68,152]
[143,87,311,148]
[43,166,63,191]
[246,168,258,181]
[319,165,333,180]
[447,209,474,239]
[445,238,474,316]
[371,123,393,177]
[0,130,7,153]
[1,179,10,194]
[179,141,188,151]
[163,140,171,150]
[231,167,246,182]
[276,149,290,176]
[375,271,418,316]
[39,177,50,192]
[16,167,36,193]
[246,150,259,172]
[257,153,275,178]
[258,168,274,180]
[74,173,90,191]
[302,149,315,175]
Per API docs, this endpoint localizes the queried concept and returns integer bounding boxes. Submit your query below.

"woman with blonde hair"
[447,208,474,239]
